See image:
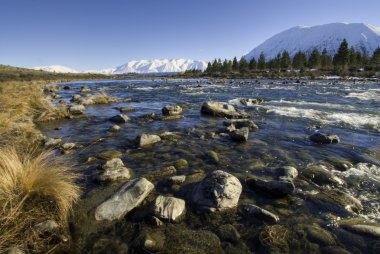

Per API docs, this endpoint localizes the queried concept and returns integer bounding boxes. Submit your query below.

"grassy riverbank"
[0,78,81,253]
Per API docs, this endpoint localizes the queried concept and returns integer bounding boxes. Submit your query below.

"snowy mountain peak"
[245,22,380,60]
[113,59,207,74]
[32,65,79,73]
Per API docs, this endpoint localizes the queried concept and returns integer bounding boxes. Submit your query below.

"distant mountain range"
[245,22,380,60]
[32,59,207,74]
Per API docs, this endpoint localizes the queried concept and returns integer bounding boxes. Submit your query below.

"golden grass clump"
[79,91,122,105]
[0,147,80,253]
[0,81,69,147]
[259,225,289,248]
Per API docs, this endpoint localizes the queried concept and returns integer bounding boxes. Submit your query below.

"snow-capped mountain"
[113,59,207,74]
[245,23,380,60]
[31,59,207,74]
[32,65,79,73]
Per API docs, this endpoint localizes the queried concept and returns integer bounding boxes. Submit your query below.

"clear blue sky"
[1,0,379,70]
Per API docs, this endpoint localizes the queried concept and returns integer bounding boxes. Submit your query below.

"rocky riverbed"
[40,79,380,254]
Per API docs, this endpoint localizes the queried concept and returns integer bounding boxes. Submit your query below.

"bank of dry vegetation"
[0,79,80,253]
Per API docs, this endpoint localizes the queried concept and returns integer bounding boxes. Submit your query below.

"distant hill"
[245,22,380,60]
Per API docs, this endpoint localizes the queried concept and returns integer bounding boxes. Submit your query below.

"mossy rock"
[92,137,106,143]
[305,224,336,246]
[98,151,122,160]
[174,159,189,169]
[327,158,353,171]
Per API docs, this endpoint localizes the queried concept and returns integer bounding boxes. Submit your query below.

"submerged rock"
[218,224,240,244]
[135,134,161,147]
[95,178,154,221]
[192,170,242,211]
[240,204,280,223]
[108,124,121,132]
[119,107,135,113]
[147,166,177,179]
[109,114,130,123]
[174,159,188,169]
[162,105,183,116]
[246,177,295,197]
[223,119,258,131]
[201,101,250,119]
[340,224,380,238]
[239,98,264,106]
[69,104,85,115]
[309,133,340,144]
[153,195,186,222]
[134,230,166,253]
[305,225,336,246]
[302,164,345,186]
[277,166,299,180]
[229,127,249,142]
[102,158,124,170]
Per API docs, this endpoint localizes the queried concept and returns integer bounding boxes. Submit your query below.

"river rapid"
[42,79,380,254]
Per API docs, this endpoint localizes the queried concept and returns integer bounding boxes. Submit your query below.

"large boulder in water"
[201,101,250,119]
[192,170,242,211]
[246,177,295,197]
[309,133,340,144]
[135,134,161,147]
[162,105,183,116]
[229,127,249,142]
[95,178,154,221]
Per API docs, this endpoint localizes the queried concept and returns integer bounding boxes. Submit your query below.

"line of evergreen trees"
[205,39,380,74]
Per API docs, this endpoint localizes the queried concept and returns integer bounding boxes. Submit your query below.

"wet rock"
[102,158,124,170]
[61,142,76,150]
[229,127,249,142]
[246,177,295,197]
[169,175,186,185]
[204,150,219,164]
[308,190,363,214]
[108,124,121,132]
[223,119,258,131]
[320,246,352,254]
[328,159,353,171]
[148,166,176,178]
[162,105,183,116]
[80,86,91,93]
[95,178,154,221]
[153,195,186,222]
[69,104,85,115]
[135,134,161,147]
[160,115,183,121]
[305,225,336,246]
[240,98,264,106]
[302,164,345,186]
[159,131,181,141]
[340,224,380,238]
[71,94,81,102]
[7,247,25,254]
[97,167,131,182]
[192,170,242,211]
[98,150,122,160]
[134,230,166,253]
[63,85,70,90]
[119,107,135,113]
[201,101,250,119]
[35,220,59,235]
[174,159,188,169]
[218,224,240,244]
[164,227,223,254]
[140,112,157,121]
[44,137,62,147]
[277,166,298,180]
[310,133,340,144]
[109,114,130,123]
[240,204,279,223]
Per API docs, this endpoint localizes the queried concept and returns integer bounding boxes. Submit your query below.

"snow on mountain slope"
[32,65,79,73]
[245,23,380,60]
[113,59,207,74]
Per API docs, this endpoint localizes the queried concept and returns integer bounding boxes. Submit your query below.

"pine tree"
[371,47,380,68]
[333,39,350,68]
[349,47,357,68]
[280,50,291,69]
[292,51,307,69]
[274,53,281,70]
[308,48,321,68]
[321,48,332,68]
[249,57,257,70]
[206,62,212,73]
[257,52,266,70]
[211,59,219,73]
[239,57,249,72]
[232,57,239,71]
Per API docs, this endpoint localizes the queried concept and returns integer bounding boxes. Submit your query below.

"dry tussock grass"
[79,91,121,105]
[0,147,80,253]
[0,81,69,147]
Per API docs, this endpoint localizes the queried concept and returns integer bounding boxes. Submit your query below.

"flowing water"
[42,79,380,254]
